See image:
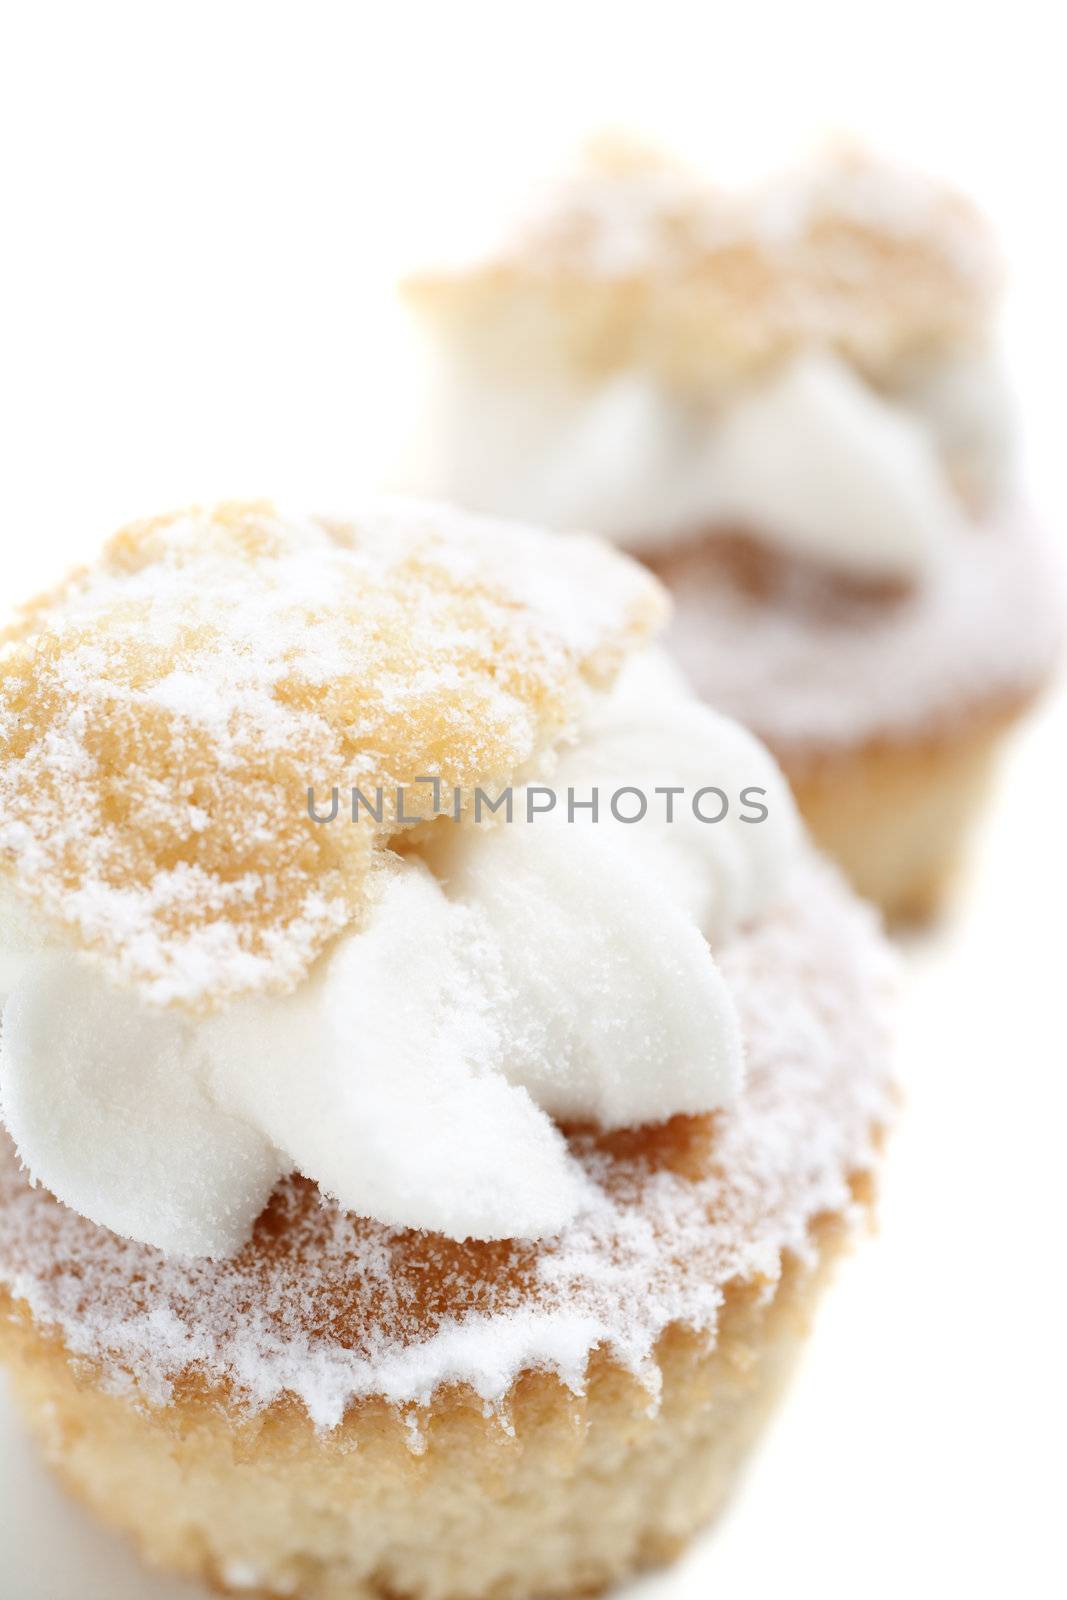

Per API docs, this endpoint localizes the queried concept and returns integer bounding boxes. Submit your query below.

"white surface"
[0,3,1065,1596]
[0,0,1064,575]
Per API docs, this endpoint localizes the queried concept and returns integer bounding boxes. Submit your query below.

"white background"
[1,4,1065,1597]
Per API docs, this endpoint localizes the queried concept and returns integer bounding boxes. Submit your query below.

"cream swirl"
[411,349,1013,579]
[0,653,800,1257]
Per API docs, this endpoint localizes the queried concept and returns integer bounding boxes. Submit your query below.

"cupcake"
[0,502,893,1598]
[403,143,1062,920]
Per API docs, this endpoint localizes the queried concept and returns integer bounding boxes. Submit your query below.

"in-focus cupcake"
[403,142,1062,920]
[0,502,893,1598]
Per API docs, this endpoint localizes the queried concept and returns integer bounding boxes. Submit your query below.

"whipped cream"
[412,348,1012,579]
[894,348,1016,508]
[0,653,800,1257]
[0,855,894,1428]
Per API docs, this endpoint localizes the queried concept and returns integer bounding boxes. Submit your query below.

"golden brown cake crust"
[0,501,664,1009]
[406,146,1000,392]
[0,1179,874,1600]
[784,701,1031,922]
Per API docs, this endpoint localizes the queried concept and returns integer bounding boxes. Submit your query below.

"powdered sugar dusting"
[663,510,1063,760]
[0,860,893,1430]
[408,144,1000,428]
[0,651,799,1256]
[0,500,664,1008]
[479,143,995,287]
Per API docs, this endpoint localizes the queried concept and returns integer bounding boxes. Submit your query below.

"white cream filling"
[893,348,1016,508]
[0,654,801,1258]
[415,349,1012,579]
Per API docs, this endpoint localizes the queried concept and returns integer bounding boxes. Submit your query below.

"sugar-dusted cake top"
[0,504,810,1259]
[0,500,664,1009]
[406,142,1001,389]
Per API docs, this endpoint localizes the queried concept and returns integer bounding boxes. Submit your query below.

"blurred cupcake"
[0,502,893,1598]
[404,142,1062,919]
